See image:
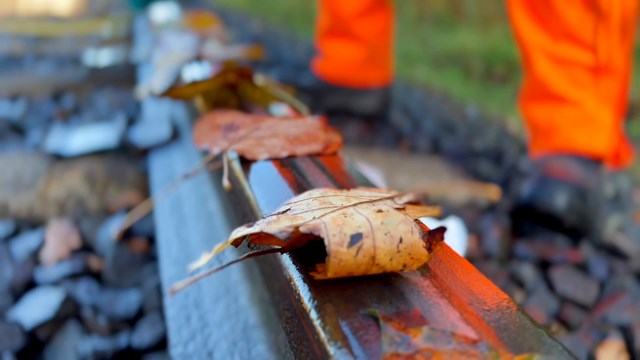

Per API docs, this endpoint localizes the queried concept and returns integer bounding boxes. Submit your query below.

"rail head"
[150,102,573,359]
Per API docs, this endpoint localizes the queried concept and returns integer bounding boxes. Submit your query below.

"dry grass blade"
[188,237,237,272]
[170,247,285,295]
[253,73,309,116]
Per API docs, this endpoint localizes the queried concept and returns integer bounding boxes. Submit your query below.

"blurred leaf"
[368,310,538,360]
[163,64,306,114]
[162,64,253,100]
[192,109,341,161]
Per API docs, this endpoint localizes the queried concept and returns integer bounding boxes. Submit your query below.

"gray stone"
[0,290,13,314]
[478,213,509,259]
[0,244,14,292]
[131,311,165,350]
[549,265,600,307]
[597,292,640,326]
[77,330,130,360]
[96,287,142,321]
[523,282,560,326]
[42,113,127,157]
[96,213,149,287]
[131,214,155,239]
[0,220,17,241]
[0,129,25,152]
[0,98,27,122]
[77,215,107,250]
[142,351,170,360]
[601,274,640,299]
[8,228,44,262]
[9,258,34,296]
[61,277,101,307]
[25,126,47,149]
[509,261,543,291]
[559,332,590,360]
[559,302,587,329]
[631,321,640,356]
[0,321,26,352]
[94,213,127,257]
[127,98,174,150]
[1,352,16,360]
[585,253,610,283]
[513,240,583,265]
[43,320,85,360]
[58,92,77,113]
[79,306,128,336]
[602,219,640,258]
[141,264,162,314]
[7,286,69,331]
[102,243,147,288]
[33,253,91,285]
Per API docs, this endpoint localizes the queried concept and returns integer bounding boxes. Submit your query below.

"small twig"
[170,247,285,295]
[222,151,231,191]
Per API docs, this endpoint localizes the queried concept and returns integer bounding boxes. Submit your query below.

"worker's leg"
[312,0,394,89]
[508,0,638,169]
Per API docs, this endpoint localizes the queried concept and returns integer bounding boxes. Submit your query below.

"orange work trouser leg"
[312,0,394,89]
[508,0,638,169]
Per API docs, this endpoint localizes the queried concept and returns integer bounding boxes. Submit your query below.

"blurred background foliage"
[214,0,640,143]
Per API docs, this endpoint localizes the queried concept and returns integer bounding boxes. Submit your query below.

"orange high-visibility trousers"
[313,0,638,169]
[508,0,638,169]
[312,0,394,88]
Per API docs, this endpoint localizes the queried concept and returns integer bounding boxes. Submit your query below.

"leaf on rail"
[192,109,343,161]
[178,187,443,294]
[366,309,538,359]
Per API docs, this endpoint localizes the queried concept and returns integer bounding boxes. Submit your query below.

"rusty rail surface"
[149,100,573,359]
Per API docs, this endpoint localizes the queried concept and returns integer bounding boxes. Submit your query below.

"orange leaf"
[192,109,343,161]
[367,310,537,360]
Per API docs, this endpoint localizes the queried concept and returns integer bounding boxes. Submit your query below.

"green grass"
[215,0,639,139]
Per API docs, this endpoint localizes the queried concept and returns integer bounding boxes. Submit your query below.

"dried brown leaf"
[183,187,443,287]
[192,109,342,161]
[162,65,305,114]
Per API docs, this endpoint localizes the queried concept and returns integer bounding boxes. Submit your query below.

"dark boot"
[511,155,606,239]
[276,68,391,121]
[279,69,395,145]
